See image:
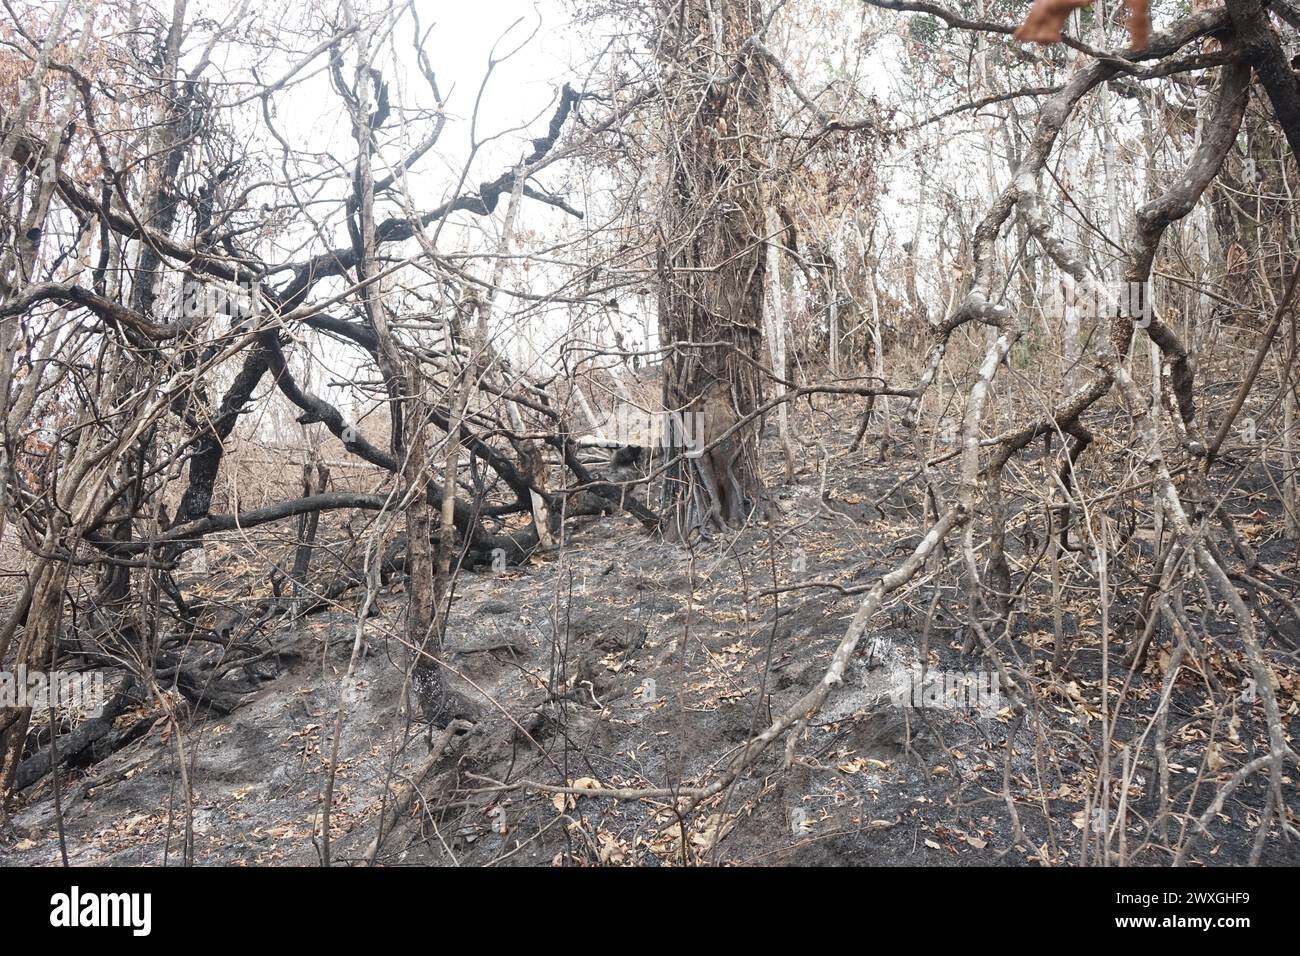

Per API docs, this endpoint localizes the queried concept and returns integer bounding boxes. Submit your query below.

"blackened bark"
[1229,0,1300,161]
[173,346,271,525]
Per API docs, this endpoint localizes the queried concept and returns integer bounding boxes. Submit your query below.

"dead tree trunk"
[656,0,771,539]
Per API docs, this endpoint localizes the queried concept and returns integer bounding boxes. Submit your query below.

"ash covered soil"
[3,399,1299,866]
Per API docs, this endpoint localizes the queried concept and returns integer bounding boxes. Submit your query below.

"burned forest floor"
[3,393,1300,867]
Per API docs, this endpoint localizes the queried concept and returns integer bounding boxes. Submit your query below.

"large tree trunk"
[656,0,770,539]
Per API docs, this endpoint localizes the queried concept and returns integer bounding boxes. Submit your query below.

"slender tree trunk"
[766,208,795,481]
